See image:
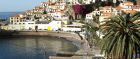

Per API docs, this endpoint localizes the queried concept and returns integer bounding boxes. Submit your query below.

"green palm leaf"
[100,13,140,59]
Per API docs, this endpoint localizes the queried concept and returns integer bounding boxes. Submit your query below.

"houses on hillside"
[6,0,84,31]
[85,1,140,25]
[1,0,140,32]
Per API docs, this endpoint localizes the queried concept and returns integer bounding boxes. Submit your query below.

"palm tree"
[100,13,140,59]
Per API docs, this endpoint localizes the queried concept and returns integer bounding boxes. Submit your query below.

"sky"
[0,0,47,12]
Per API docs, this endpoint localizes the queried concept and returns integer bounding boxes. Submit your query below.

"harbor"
[0,36,79,59]
[0,0,140,59]
[0,30,93,59]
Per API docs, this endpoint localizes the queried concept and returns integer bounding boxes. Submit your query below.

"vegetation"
[100,13,140,59]
[84,16,101,48]
[66,1,140,58]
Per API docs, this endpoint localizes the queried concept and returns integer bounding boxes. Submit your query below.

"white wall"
[9,21,62,31]
[49,21,62,30]
[62,27,81,32]
[86,13,93,19]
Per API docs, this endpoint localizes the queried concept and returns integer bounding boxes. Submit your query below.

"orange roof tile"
[116,6,123,10]
[123,1,133,5]
[123,10,137,14]
[41,2,50,4]
[11,14,21,17]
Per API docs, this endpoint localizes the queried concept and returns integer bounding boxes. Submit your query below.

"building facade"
[137,0,140,7]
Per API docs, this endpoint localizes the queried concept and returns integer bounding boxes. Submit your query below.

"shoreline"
[0,31,92,59]
[0,31,84,48]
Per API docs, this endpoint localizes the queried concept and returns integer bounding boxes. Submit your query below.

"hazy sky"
[0,0,47,12]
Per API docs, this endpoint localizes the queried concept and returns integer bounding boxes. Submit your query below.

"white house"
[62,22,84,32]
[41,2,49,8]
[86,12,93,20]
[62,25,82,32]
[116,1,140,14]
[83,0,95,4]
[9,21,62,31]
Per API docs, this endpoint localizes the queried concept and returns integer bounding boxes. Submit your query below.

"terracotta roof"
[120,1,134,6]
[49,3,56,5]
[34,6,44,9]
[123,10,137,14]
[41,2,50,4]
[126,5,133,6]
[33,8,44,11]
[123,1,133,5]
[33,12,42,14]
[49,5,56,6]
[11,14,20,17]
[116,6,123,10]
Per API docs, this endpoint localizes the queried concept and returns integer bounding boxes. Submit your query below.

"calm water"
[0,36,78,59]
[0,12,21,19]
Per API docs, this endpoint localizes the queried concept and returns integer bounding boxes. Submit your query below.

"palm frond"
[100,13,140,59]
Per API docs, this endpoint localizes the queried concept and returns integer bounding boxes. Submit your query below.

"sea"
[0,36,78,59]
[0,12,22,20]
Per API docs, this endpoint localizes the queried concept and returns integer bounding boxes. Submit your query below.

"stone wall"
[49,56,92,59]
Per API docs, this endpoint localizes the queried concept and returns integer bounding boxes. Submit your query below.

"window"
[11,20,13,22]
[11,18,13,19]
[28,23,34,24]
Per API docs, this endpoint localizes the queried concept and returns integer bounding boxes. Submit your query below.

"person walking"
[35,26,38,32]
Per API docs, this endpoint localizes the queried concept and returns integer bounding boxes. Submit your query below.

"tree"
[84,16,101,48]
[100,13,140,59]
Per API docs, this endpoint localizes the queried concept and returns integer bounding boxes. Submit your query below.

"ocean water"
[0,12,22,19]
[0,36,78,59]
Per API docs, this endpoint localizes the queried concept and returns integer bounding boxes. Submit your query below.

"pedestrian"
[35,26,38,32]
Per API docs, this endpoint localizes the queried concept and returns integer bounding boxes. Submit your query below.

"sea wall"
[11,31,81,40]
[9,31,84,48]
[0,31,92,59]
